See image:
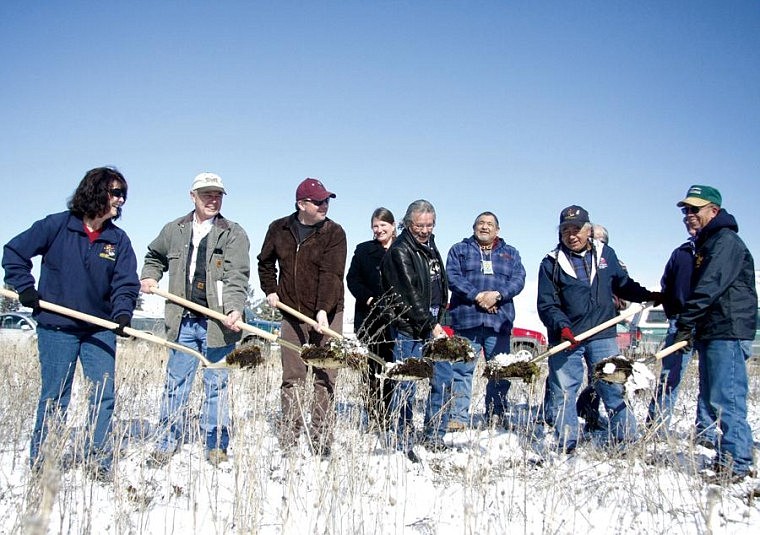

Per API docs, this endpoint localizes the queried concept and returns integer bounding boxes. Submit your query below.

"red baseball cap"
[296,178,336,202]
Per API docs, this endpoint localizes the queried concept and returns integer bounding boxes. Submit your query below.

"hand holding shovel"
[0,288,232,368]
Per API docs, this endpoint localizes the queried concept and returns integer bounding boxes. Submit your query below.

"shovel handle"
[654,340,688,360]
[533,301,654,362]
[0,288,216,367]
[274,301,344,339]
[148,286,302,353]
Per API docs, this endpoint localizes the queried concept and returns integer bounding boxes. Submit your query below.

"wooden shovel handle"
[274,301,344,339]
[0,288,215,367]
[654,340,688,360]
[148,286,302,353]
[533,301,654,362]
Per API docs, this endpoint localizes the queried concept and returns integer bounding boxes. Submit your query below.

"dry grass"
[0,338,758,534]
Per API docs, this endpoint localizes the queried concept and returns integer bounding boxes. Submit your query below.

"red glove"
[442,326,454,337]
[560,327,579,347]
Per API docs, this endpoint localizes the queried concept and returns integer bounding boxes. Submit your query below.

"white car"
[0,312,37,342]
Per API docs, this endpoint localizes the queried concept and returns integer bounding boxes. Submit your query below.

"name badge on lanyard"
[482,260,494,275]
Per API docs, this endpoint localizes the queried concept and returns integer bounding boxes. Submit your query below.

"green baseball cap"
[677,185,722,207]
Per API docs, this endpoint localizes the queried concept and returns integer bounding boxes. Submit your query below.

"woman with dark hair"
[2,167,140,481]
[347,207,396,428]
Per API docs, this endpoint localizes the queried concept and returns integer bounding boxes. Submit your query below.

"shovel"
[147,286,302,358]
[486,302,654,382]
[273,301,424,378]
[0,288,232,368]
[593,340,689,384]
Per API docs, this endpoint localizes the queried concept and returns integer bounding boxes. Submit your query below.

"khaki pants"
[279,311,342,448]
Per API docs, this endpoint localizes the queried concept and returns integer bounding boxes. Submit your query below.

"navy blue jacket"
[3,211,139,331]
[537,241,653,344]
[660,238,695,318]
[677,209,757,341]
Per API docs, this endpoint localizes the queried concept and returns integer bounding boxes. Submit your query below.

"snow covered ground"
[0,338,758,534]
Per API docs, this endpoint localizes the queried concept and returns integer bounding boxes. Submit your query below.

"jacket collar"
[546,240,603,281]
[179,211,231,230]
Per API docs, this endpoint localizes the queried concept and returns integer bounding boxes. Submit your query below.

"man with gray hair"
[537,205,659,453]
[141,172,250,467]
[381,199,449,460]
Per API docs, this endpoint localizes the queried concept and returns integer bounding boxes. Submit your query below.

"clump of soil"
[299,342,365,369]
[593,356,634,384]
[225,344,264,369]
[386,358,433,380]
[422,335,474,362]
[483,361,540,383]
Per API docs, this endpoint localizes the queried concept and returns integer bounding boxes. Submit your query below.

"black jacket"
[660,238,696,319]
[380,229,448,338]
[677,209,757,341]
[347,239,388,333]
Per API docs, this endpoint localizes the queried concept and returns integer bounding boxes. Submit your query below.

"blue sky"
[2,1,759,330]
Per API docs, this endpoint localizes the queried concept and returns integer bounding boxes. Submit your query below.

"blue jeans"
[647,319,713,437]
[449,326,511,423]
[156,317,232,453]
[695,339,754,475]
[389,331,453,448]
[546,337,636,450]
[32,326,117,469]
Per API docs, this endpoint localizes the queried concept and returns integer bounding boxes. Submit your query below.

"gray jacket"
[141,212,250,347]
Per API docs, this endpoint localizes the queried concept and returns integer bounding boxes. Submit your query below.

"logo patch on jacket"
[99,244,117,262]
[598,257,608,270]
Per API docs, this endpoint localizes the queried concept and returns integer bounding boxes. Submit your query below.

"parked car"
[129,313,165,338]
[240,306,282,346]
[510,327,547,357]
[753,308,760,358]
[628,306,669,356]
[615,321,633,354]
[0,311,37,342]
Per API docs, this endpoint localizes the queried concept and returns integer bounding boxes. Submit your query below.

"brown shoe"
[447,420,467,432]
[207,448,228,466]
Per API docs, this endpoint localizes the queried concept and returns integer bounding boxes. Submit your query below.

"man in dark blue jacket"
[647,217,713,440]
[537,205,658,453]
[673,185,757,483]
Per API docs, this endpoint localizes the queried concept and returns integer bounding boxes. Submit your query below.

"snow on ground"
[0,339,758,534]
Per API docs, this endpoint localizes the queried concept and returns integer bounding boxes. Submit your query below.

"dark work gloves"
[672,326,693,352]
[560,327,579,348]
[18,287,41,314]
[647,291,664,307]
[113,315,130,337]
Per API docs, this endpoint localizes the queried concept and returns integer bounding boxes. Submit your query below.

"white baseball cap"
[191,172,226,194]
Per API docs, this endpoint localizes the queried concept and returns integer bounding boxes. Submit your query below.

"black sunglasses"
[681,205,702,215]
[109,188,127,200]
[305,198,329,207]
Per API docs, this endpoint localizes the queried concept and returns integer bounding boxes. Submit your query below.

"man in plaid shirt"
[445,211,526,429]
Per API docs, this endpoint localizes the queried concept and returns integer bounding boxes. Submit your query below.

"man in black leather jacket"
[381,199,449,459]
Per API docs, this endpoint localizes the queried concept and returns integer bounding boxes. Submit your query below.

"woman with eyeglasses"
[347,207,397,429]
[2,167,140,481]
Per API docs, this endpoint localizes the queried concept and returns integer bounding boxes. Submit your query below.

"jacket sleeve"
[677,231,746,330]
[536,256,571,340]
[257,222,280,296]
[384,245,435,333]
[110,233,140,320]
[2,214,59,293]
[140,222,172,282]
[316,224,347,313]
[222,224,251,314]
[608,246,654,303]
[347,243,374,305]
[499,246,526,301]
[445,244,479,302]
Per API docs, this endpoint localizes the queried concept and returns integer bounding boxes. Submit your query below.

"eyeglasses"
[681,205,702,215]
[304,198,329,207]
[109,188,127,200]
